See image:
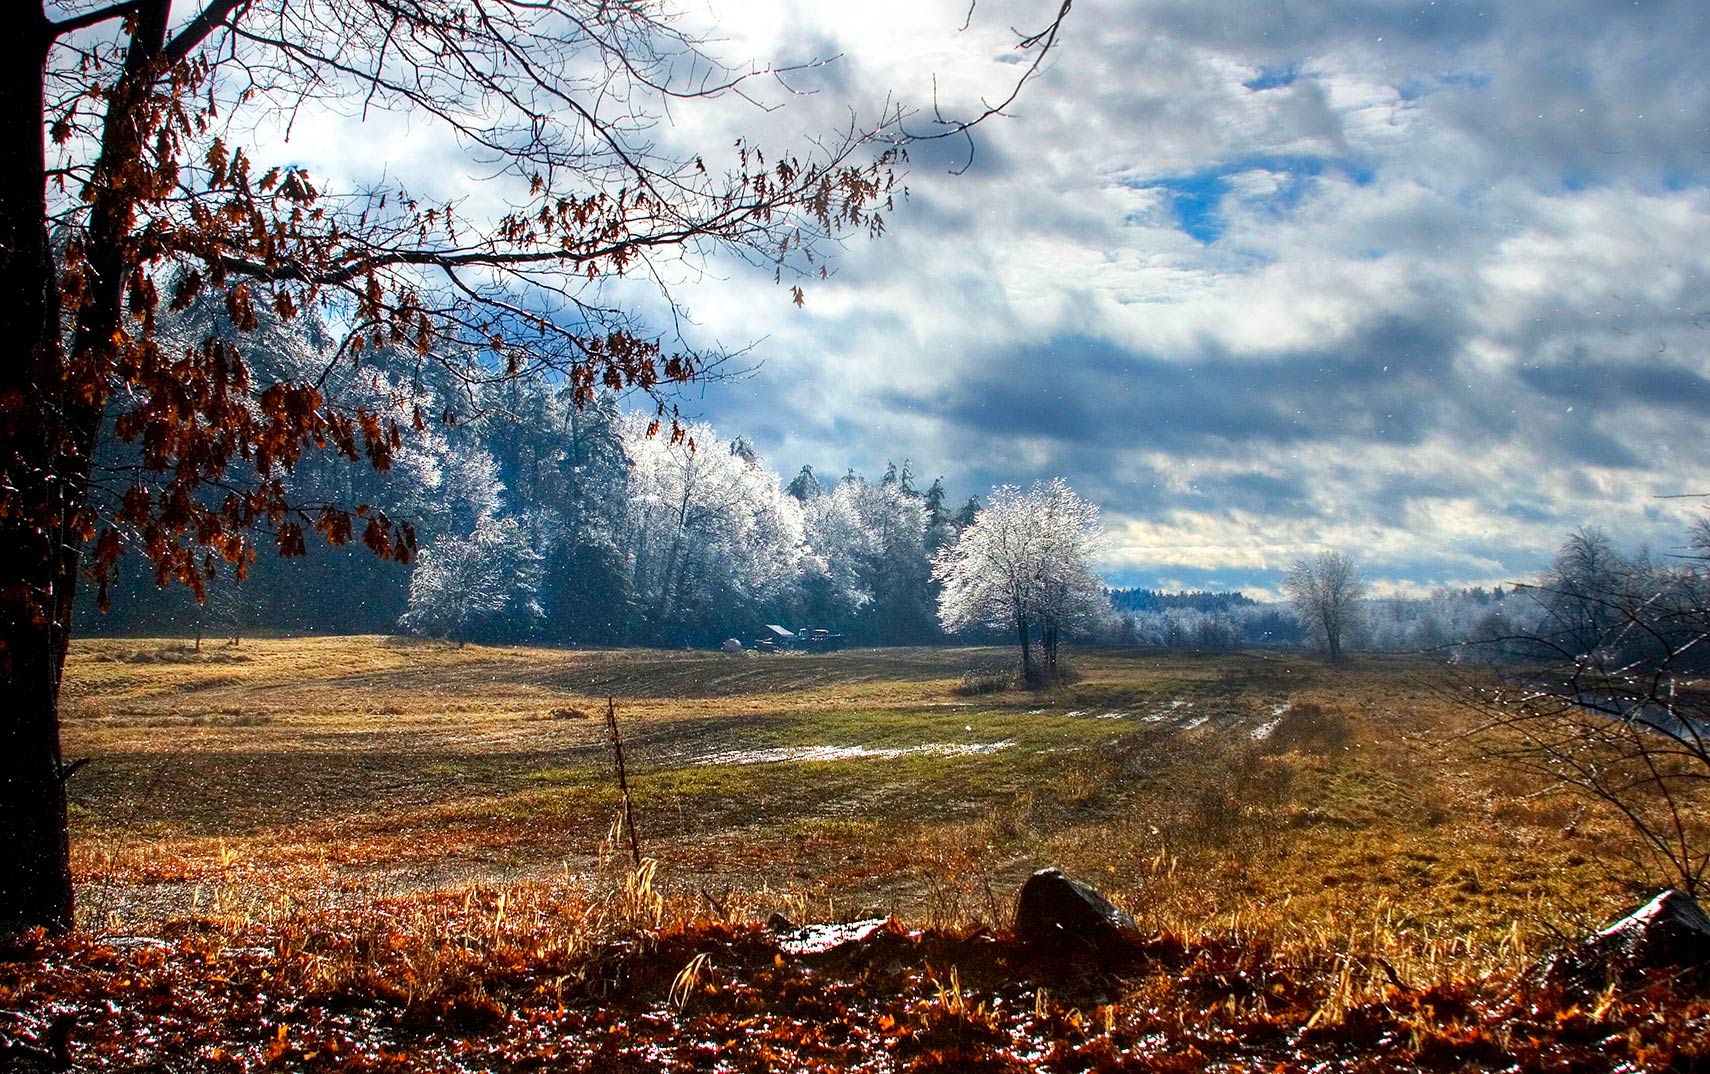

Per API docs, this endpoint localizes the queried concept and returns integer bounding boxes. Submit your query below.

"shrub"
[952,667,1016,696]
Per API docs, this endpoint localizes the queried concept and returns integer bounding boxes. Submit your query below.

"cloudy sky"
[226,0,1710,596]
[624,0,1709,596]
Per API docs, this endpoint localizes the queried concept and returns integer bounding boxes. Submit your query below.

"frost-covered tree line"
[1107,584,1543,659]
[78,292,982,646]
[395,404,980,645]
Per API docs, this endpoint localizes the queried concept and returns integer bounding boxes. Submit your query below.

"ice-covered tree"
[400,513,544,642]
[1284,551,1367,662]
[620,417,806,640]
[787,466,825,503]
[843,475,935,641]
[934,480,1104,685]
[798,484,877,626]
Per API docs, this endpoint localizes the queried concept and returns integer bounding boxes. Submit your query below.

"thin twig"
[606,696,641,867]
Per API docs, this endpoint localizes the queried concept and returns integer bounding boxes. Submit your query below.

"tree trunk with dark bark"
[0,1,172,933]
[1016,609,1035,686]
[0,15,76,934]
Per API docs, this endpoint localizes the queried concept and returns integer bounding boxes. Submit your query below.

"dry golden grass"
[61,636,1651,964]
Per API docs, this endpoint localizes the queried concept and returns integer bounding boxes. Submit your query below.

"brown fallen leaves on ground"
[4,881,1708,1074]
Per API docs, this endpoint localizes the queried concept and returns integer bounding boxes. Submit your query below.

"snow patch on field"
[1249,701,1292,741]
[1140,699,1194,723]
[696,740,1015,766]
[1180,715,1208,732]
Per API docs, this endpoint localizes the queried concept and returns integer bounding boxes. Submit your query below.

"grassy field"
[6,636,1705,1071]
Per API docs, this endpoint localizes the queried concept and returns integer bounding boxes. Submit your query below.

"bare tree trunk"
[1016,611,1035,686]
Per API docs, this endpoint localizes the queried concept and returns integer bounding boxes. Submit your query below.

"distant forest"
[1109,589,1258,614]
[79,288,977,648]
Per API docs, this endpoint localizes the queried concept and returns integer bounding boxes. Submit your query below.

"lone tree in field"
[933,479,1104,685]
[1,0,1071,932]
[1284,551,1366,662]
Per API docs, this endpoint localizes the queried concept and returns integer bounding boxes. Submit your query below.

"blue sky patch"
[1133,155,1375,243]
[1155,173,1230,243]
[1243,63,1300,91]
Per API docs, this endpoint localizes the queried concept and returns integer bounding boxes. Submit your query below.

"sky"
[177,0,1710,597]
[641,0,1710,597]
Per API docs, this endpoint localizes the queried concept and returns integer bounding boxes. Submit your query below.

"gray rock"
[1013,867,1141,955]
[1547,889,1710,986]
[1586,889,1710,969]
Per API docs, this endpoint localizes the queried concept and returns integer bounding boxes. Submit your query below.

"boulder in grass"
[1014,867,1141,957]
[1586,889,1710,969]
[1547,889,1710,987]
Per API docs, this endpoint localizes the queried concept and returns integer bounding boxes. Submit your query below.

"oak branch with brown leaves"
[1,0,1072,932]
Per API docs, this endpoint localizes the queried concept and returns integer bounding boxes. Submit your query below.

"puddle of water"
[775,917,891,955]
[696,740,1015,767]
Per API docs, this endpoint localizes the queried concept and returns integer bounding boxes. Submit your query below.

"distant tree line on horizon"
[1103,583,1527,657]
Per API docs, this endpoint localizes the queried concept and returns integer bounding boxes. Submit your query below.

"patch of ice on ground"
[696,740,1016,767]
[1171,700,1191,709]
[1250,719,1281,741]
[925,740,1016,758]
[1179,715,1208,732]
[776,918,890,955]
[1064,709,1086,717]
[1096,712,1126,720]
